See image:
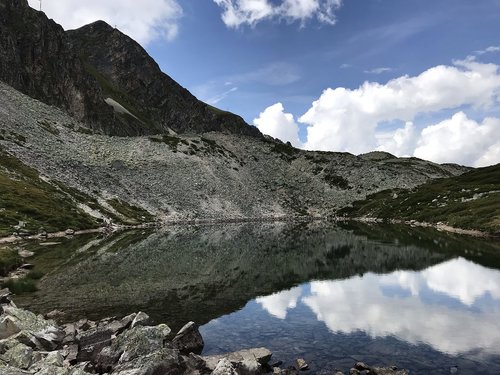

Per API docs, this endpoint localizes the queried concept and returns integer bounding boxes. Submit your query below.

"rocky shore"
[0,290,408,375]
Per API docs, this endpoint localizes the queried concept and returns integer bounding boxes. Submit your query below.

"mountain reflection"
[257,257,500,355]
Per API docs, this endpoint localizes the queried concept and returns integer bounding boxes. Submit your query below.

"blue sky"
[29,0,500,166]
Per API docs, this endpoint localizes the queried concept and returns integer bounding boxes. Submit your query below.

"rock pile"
[0,290,407,374]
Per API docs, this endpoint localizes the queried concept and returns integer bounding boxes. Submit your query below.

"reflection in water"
[301,258,500,355]
[256,287,302,319]
[13,222,500,373]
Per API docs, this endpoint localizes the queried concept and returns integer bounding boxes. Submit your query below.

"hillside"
[0,81,467,235]
[338,165,500,234]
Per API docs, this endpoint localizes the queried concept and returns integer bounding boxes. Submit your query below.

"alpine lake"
[7,221,500,374]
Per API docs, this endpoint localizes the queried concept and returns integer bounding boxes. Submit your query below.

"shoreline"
[0,215,321,244]
[1,215,498,245]
[331,216,499,239]
[0,293,409,375]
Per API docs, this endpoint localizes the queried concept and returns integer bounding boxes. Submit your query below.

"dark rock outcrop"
[0,0,261,138]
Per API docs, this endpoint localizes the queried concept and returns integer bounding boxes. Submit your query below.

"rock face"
[66,21,260,137]
[0,0,260,138]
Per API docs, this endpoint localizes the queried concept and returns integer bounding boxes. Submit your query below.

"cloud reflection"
[256,287,302,319]
[259,258,500,355]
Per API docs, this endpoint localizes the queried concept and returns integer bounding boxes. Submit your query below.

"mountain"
[0,0,472,236]
[0,0,259,137]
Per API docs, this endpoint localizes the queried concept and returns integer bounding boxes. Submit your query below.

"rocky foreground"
[0,290,408,375]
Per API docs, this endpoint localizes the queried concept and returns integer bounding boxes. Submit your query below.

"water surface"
[12,222,500,374]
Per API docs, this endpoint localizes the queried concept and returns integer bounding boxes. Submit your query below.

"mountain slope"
[338,165,500,234]
[0,0,259,137]
[0,81,468,235]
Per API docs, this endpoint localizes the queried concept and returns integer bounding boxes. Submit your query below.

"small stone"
[296,358,308,371]
[130,311,150,328]
[65,229,75,236]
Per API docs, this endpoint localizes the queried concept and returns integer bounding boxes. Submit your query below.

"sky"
[28,0,500,167]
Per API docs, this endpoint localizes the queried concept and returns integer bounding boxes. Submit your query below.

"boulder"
[76,327,113,362]
[172,321,204,355]
[94,324,171,372]
[110,348,185,375]
[1,342,35,369]
[203,348,273,372]
[212,358,237,375]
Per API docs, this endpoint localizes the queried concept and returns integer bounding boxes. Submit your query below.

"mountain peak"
[0,0,261,137]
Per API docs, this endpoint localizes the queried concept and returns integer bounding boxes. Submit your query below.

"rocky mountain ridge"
[0,0,258,137]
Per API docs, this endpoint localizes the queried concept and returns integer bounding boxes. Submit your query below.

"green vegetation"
[0,248,22,277]
[2,277,37,294]
[324,172,350,189]
[338,164,500,234]
[0,149,98,236]
[107,199,154,225]
[37,119,60,136]
[149,134,189,151]
[270,142,300,161]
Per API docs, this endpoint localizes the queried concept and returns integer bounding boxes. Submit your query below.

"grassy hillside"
[338,164,500,234]
[0,149,99,236]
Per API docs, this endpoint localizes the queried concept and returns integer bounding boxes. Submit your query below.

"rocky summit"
[0,0,258,137]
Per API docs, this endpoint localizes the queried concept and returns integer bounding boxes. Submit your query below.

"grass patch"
[1,277,37,294]
[338,164,500,233]
[107,199,154,225]
[0,248,22,277]
[37,120,60,136]
[0,149,98,236]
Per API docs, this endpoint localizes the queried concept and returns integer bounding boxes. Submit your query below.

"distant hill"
[339,165,500,234]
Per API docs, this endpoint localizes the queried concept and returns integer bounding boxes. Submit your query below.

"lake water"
[11,222,500,374]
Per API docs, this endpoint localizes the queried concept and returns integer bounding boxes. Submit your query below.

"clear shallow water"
[12,222,500,374]
[201,257,500,374]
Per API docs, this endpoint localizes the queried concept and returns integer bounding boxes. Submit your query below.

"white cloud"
[257,59,500,165]
[474,46,500,56]
[253,103,302,147]
[28,0,183,45]
[413,112,500,167]
[364,67,393,74]
[206,87,239,105]
[256,286,302,319]
[213,0,342,28]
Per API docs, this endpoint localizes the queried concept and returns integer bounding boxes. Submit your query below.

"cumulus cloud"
[253,103,302,147]
[27,0,183,45]
[257,59,500,166]
[413,113,500,166]
[213,0,342,28]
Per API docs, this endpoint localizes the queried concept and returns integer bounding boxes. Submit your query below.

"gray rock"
[296,358,308,371]
[1,342,34,369]
[130,312,151,329]
[76,327,113,362]
[111,348,185,375]
[212,358,237,375]
[203,348,273,371]
[172,321,204,355]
